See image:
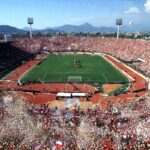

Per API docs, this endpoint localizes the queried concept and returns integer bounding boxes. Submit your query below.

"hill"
[0,25,26,34]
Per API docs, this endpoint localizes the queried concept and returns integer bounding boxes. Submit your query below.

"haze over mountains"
[0,23,149,34]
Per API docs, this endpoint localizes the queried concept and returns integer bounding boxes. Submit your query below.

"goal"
[68,76,82,82]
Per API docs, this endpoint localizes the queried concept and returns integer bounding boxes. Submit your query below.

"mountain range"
[51,23,116,33]
[0,23,149,34]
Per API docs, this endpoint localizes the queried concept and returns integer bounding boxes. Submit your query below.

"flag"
[55,141,63,149]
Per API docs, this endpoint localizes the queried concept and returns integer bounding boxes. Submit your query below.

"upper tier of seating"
[14,37,150,77]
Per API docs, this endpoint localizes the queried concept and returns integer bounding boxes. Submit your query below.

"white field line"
[42,72,47,81]
[18,62,40,85]
[100,54,132,92]
[109,55,149,82]
[102,54,135,82]
[102,73,108,82]
[18,55,49,85]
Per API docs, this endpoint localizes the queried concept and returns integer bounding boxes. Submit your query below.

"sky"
[0,0,150,29]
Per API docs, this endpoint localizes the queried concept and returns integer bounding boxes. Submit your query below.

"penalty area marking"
[42,72,47,81]
[102,73,108,82]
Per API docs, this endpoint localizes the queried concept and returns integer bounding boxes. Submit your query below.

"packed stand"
[0,42,37,78]
[0,92,149,149]
[14,37,150,77]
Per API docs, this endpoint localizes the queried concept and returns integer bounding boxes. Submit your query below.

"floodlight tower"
[116,19,122,39]
[27,18,33,38]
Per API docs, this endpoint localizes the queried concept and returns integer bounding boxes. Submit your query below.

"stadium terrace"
[0,37,150,149]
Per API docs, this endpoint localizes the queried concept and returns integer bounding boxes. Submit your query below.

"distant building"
[4,34,13,42]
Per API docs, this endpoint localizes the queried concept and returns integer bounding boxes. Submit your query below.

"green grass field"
[20,55,129,83]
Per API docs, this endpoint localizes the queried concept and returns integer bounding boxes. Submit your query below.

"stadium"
[0,1,150,149]
[0,38,148,107]
[0,36,149,149]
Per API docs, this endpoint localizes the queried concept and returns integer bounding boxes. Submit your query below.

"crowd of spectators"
[0,35,149,149]
[0,42,34,78]
[13,37,150,77]
[0,92,149,149]
[0,37,149,78]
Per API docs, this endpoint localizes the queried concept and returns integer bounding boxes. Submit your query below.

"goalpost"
[68,76,82,83]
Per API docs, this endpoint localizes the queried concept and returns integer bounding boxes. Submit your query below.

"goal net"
[68,76,82,82]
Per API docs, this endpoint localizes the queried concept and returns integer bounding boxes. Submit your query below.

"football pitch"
[20,55,129,83]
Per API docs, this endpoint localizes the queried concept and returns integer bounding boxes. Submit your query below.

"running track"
[0,53,148,109]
